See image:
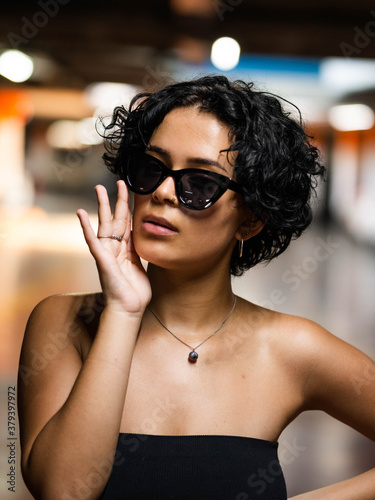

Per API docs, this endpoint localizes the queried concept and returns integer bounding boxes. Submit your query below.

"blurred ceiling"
[1,0,375,89]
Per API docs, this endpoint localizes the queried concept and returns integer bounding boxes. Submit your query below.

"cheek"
[187,204,242,243]
[132,194,147,223]
[131,197,146,248]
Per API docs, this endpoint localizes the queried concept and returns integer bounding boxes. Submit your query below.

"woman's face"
[132,106,248,274]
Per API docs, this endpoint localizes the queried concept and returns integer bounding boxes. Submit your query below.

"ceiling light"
[85,82,140,113]
[170,0,214,16]
[77,118,103,146]
[0,50,34,83]
[46,120,81,149]
[328,104,375,131]
[320,58,375,95]
[46,117,104,149]
[211,37,241,71]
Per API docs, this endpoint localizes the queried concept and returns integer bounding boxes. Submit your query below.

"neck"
[147,263,235,337]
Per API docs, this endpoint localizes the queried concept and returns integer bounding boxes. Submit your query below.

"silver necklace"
[148,296,237,363]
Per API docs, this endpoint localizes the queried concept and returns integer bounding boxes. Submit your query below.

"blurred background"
[1,0,375,498]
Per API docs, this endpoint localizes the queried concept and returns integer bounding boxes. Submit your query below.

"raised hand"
[76,180,152,315]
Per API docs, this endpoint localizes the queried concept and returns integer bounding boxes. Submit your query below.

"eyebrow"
[147,144,228,172]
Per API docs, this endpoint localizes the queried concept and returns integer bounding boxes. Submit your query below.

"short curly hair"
[102,75,325,276]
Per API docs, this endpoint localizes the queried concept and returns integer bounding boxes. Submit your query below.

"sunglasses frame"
[124,152,242,210]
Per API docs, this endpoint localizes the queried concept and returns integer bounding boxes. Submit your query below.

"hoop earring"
[239,238,244,258]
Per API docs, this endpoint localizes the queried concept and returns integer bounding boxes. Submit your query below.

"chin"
[134,237,176,270]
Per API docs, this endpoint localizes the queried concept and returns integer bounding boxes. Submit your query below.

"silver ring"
[98,235,123,242]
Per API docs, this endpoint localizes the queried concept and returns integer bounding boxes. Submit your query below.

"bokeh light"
[0,50,34,83]
[210,37,241,71]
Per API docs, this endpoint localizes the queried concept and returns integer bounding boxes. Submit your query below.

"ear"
[235,211,266,242]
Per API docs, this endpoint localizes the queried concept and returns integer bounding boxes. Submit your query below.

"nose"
[151,175,178,206]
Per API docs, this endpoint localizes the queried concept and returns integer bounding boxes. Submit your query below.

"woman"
[18,76,375,499]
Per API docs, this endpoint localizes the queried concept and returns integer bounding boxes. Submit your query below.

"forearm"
[24,307,142,500]
[289,468,375,500]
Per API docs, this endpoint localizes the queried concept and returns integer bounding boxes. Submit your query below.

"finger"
[112,181,131,240]
[76,209,107,260]
[95,185,113,238]
[113,180,128,221]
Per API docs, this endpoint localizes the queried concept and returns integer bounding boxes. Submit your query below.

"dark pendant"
[188,351,198,362]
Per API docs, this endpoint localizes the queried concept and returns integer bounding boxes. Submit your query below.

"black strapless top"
[99,433,287,499]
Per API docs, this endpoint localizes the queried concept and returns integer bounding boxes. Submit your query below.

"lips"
[142,215,178,234]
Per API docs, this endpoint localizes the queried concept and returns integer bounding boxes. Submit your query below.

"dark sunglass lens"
[180,173,221,208]
[127,155,163,193]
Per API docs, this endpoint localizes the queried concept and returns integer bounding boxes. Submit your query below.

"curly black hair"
[101,75,325,276]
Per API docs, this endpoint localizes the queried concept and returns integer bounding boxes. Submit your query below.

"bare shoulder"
[267,309,372,369]
[237,296,328,347]
[19,292,105,393]
[18,292,105,463]
[239,297,374,395]
[239,299,375,438]
[24,292,105,349]
[239,297,366,360]
[27,291,105,325]
[261,306,375,437]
